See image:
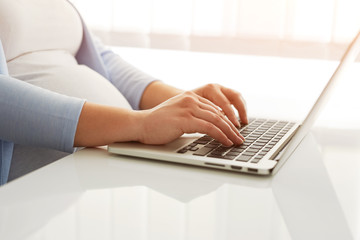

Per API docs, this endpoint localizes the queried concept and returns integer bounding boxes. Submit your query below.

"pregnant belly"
[8,51,132,109]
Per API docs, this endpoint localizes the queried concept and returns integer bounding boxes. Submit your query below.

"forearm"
[74,102,142,147]
[0,75,84,152]
[140,81,183,110]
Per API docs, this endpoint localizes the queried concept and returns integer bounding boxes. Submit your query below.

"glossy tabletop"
[0,129,359,240]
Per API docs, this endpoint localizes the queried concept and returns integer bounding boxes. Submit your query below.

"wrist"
[123,110,147,143]
[74,103,146,147]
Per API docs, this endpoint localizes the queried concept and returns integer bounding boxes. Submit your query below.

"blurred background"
[70,0,360,59]
[70,0,360,129]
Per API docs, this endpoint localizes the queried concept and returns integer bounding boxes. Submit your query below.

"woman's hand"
[75,83,247,148]
[137,91,244,146]
[192,83,248,127]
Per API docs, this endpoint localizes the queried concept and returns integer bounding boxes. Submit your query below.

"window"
[70,0,360,58]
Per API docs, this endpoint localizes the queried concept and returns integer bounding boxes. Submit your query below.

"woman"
[0,0,247,185]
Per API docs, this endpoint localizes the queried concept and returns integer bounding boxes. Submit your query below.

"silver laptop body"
[108,31,360,175]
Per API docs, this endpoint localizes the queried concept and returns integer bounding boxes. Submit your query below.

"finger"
[196,95,241,131]
[221,88,248,124]
[186,118,234,146]
[219,102,239,128]
[220,110,245,141]
[184,91,224,116]
[201,87,240,128]
[194,99,243,138]
[197,102,244,140]
[196,94,222,112]
[192,107,244,145]
[181,92,244,142]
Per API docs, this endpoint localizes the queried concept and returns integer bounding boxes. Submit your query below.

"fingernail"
[226,139,233,146]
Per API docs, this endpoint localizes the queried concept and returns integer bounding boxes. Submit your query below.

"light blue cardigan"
[0,11,156,185]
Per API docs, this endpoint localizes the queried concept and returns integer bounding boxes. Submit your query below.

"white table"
[0,50,359,240]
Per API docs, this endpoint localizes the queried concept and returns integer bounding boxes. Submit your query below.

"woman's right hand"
[136,91,244,146]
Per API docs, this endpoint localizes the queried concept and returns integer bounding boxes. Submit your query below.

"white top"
[0,0,131,109]
[0,0,82,61]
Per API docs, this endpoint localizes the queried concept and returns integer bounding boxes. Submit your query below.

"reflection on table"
[0,131,357,240]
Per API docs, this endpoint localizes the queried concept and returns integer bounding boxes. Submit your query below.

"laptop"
[108,30,360,175]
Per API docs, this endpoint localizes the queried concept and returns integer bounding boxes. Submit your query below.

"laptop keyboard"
[177,118,295,164]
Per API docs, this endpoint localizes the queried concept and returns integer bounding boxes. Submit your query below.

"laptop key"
[250,145,262,149]
[243,151,256,156]
[226,151,240,156]
[193,147,213,156]
[251,157,262,163]
[177,148,188,154]
[236,155,252,162]
[209,151,225,157]
[207,154,225,159]
[224,155,236,160]
[246,148,259,153]
[229,149,244,155]
[190,147,199,151]
[206,143,221,148]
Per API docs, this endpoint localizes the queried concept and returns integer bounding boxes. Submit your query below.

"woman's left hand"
[192,83,248,128]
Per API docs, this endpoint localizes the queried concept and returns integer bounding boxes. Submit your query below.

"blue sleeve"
[93,37,158,110]
[0,75,85,153]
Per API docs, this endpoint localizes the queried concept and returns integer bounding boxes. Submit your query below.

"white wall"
[70,0,360,58]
